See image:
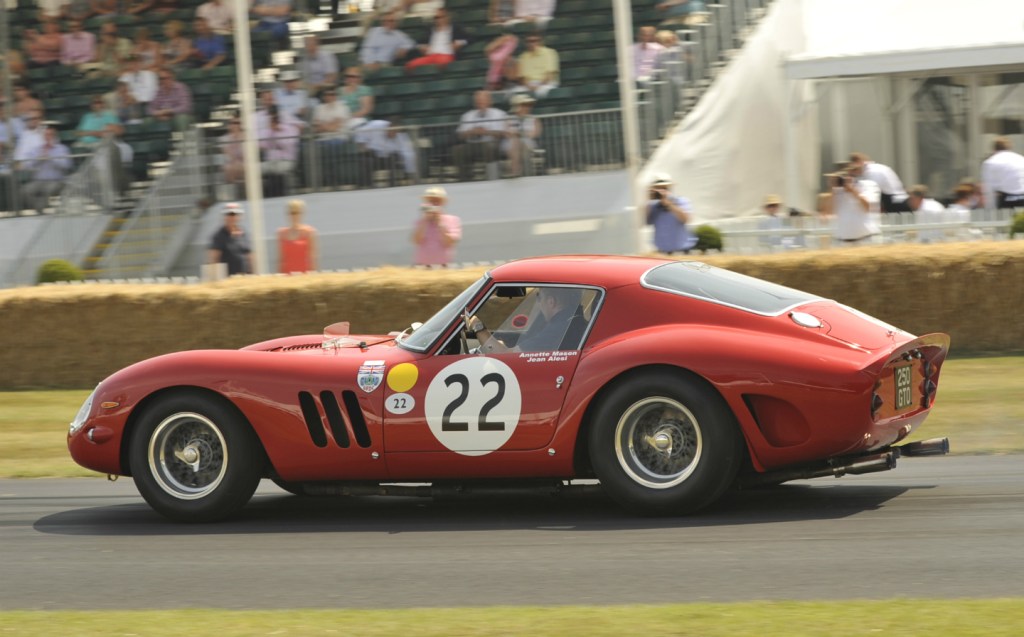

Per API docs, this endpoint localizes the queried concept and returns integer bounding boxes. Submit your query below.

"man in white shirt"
[848,152,910,213]
[633,26,665,84]
[507,0,556,27]
[359,10,415,71]
[453,90,508,181]
[980,137,1024,210]
[118,55,158,106]
[359,117,417,185]
[908,184,946,244]
[197,0,234,34]
[404,7,467,72]
[13,112,46,165]
[299,35,339,94]
[831,163,880,244]
[273,70,310,122]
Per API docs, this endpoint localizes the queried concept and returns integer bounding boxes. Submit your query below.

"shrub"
[36,259,84,284]
[1011,212,1024,239]
[693,224,723,253]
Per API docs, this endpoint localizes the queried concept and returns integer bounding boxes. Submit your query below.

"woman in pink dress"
[277,199,319,274]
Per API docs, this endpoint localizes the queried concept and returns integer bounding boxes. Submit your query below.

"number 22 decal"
[441,372,506,432]
[425,358,522,456]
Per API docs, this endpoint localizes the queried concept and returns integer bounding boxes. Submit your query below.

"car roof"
[488,255,670,289]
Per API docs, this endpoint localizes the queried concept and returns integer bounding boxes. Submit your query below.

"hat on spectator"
[279,70,301,82]
[224,202,244,215]
[423,186,447,201]
[763,194,782,206]
[510,94,536,107]
[650,172,673,187]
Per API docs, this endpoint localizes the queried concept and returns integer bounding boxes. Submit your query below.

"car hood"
[242,333,401,356]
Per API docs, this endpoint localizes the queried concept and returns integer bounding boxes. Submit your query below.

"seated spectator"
[94,21,133,77]
[36,0,65,20]
[516,31,558,98]
[313,88,351,186]
[338,67,375,126]
[505,0,556,27]
[359,10,415,72]
[298,35,339,94]
[148,68,194,131]
[5,49,26,81]
[484,32,518,91]
[131,27,161,70]
[274,70,310,122]
[90,0,118,16]
[105,80,143,124]
[96,122,134,194]
[14,111,46,165]
[488,0,515,25]
[256,87,303,135]
[160,20,193,70]
[259,106,300,196]
[190,17,227,70]
[405,0,445,21]
[219,117,246,191]
[73,95,120,150]
[252,0,294,50]
[404,7,468,72]
[0,102,25,172]
[119,55,159,108]
[453,90,508,182]
[503,94,540,177]
[60,18,97,72]
[633,26,664,84]
[22,127,72,215]
[908,184,946,244]
[197,0,235,35]
[24,19,62,69]
[13,85,44,123]
[358,116,417,186]
[655,0,708,26]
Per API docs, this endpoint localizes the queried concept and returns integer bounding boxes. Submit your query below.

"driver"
[469,287,582,353]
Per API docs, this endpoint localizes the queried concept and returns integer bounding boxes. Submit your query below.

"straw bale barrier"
[1,242,1021,389]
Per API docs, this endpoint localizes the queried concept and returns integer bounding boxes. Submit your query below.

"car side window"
[473,286,599,353]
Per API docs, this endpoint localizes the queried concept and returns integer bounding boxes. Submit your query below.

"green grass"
[1,601,1024,636]
[1,356,1021,478]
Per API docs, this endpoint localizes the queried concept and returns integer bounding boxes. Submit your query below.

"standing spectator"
[505,0,556,27]
[197,0,235,35]
[105,81,142,125]
[484,31,518,92]
[359,11,415,72]
[338,66,375,126]
[24,19,62,69]
[148,68,194,131]
[119,55,159,108]
[633,26,664,84]
[503,94,540,177]
[908,184,946,244]
[412,186,461,268]
[13,112,47,165]
[848,152,910,213]
[13,85,44,123]
[208,202,252,276]
[757,193,785,249]
[189,17,227,70]
[219,117,246,192]
[358,116,417,186]
[980,137,1024,210]
[655,30,686,87]
[946,183,980,241]
[160,20,193,71]
[130,27,161,70]
[516,32,559,98]
[252,0,294,51]
[94,21,133,77]
[298,35,339,94]
[646,173,696,254]
[22,127,72,215]
[453,90,508,181]
[60,19,97,72]
[830,163,880,244]
[73,95,120,150]
[259,106,300,196]
[404,7,468,72]
[655,0,707,26]
[277,199,318,273]
[273,70,310,122]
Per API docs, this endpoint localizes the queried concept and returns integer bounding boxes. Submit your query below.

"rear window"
[641,262,821,316]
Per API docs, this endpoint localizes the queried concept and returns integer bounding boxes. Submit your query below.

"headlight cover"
[69,389,97,435]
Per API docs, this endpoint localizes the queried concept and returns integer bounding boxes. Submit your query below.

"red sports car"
[68,256,950,521]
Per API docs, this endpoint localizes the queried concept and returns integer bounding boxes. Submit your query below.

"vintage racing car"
[68,256,951,521]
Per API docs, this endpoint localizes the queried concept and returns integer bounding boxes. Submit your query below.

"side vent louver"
[342,390,372,448]
[320,390,351,448]
[298,391,328,447]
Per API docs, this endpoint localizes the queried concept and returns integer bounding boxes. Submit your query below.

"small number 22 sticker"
[386,392,415,415]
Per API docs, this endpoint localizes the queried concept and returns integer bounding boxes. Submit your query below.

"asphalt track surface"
[2,455,1023,610]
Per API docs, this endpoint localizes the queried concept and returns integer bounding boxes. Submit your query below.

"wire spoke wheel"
[615,397,703,489]
[149,412,229,500]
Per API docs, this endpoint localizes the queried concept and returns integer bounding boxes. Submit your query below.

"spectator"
[5,49,26,81]
[633,26,664,84]
[94,21,133,77]
[358,116,417,186]
[484,32,518,92]
[219,117,246,191]
[97,122,134,194]
[277,199,318,273]
[119,55,159,107]
[190,17,227,70]
[130,27,161,70]
[24,19,62,69]
[60,18,97,72]
[646,173,697,254]
[405,0,445,21]
[22,127,72,215]
[259,106,300,197]
[252,0,293,50]
[64,0,94,21]
[908,184,946,244]
[354,0,407,34]
[255,87,303,135]
[655,29,686,87]
[412,186,461,268]
[404,7,468,72]
[359,10,415,72]
[105,80,142,125]
[505,0,556,27]
[208,202,252,276]
[848,152,910,213]
[655,0,708,26]
[148,68,194,131]
[516,31,559,98]
[946,183,980,241]
[313,87,350,186]
[488,0,515,25]
[980,137,1024,210]
[758,193,802,249]
[13,112,47,165]
[197,0,235,35]
[273,70,310,122]
[160,20,193,70]
[298,35,339,94]
[453,90,508,181]
[830,163,880,244]
[36,0,65,20]
[503,94,540,177]
[13,85,44,123]
[0,102,25,173]
[338,66,375,125]
[73,95,120,150]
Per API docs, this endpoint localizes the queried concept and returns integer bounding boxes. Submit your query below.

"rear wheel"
[588,371,744,515]
[129,393,263,522]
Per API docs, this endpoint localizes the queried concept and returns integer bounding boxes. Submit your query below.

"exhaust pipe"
[896,437,949,457]
[737,451,898,488]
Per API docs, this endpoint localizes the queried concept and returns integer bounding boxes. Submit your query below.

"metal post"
[233,0,268,274]
[611,0,642,250]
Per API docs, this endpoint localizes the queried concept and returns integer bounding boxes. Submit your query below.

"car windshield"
[397,275,489,352]
[642,261,821,315]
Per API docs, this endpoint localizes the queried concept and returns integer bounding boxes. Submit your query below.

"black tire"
[129,392,264,522]
[588,370,744,515]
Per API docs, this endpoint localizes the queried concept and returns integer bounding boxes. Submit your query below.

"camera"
[649,188,665,200]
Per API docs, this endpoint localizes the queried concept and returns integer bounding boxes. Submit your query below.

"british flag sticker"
[357,360,386,393]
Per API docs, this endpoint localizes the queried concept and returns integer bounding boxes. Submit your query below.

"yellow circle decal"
[387,363,419,393]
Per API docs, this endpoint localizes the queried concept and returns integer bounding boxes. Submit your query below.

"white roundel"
[385,392,415,415]
[424,358,522,456]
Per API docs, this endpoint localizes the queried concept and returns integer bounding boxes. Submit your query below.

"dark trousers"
[453,141,500,181]
[880,193,913,213]
[997,192,1024,209]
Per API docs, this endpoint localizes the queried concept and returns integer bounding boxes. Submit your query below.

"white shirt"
[405,0,443,19]
[360,119,416,174]
[427,26,455,55]
[861,161,907,200]
[14,126,46,163]
[833,178,880,241]
[273,87,310,120]
[514,0,555,19]
[914,197,946,244]
[119,70,158,104]
[313,101,351,141]
[981,149,1024,208]
[457,107,508,141]
[197,0,235,33]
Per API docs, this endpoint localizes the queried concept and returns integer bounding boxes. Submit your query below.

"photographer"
[412,186,462,268]
[646,173,697,254]
[830,162,880,244]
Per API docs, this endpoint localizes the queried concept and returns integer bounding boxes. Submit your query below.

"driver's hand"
[467,315,485,334]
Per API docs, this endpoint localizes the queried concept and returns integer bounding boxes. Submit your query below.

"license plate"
[894,365,913,411]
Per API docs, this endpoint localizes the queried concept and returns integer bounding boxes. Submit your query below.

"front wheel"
[588,371,744,515]
[129,393,264,522]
